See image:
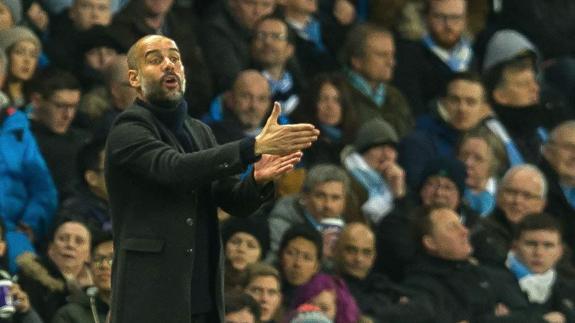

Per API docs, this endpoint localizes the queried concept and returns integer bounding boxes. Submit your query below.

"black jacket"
[471,208,514,269]
[341,272,427,323]
[106,100,273,323]
[404,255,548,323]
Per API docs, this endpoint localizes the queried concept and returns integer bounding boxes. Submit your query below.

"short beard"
[141,76,186,109]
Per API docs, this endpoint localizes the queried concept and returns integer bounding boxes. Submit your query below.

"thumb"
[266,101,281,125]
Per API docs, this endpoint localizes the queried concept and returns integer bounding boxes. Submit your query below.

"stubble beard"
[141,76,186,108]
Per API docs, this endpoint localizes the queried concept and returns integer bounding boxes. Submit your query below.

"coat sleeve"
[107,117,248,190]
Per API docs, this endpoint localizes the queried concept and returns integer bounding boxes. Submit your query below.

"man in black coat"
[105,35,319,323]
[404,206,560,323]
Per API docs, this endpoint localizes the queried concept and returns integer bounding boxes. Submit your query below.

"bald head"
[127,35,176,70]
[497,165,547,224]
[228,69,271,131]
[335,223,375,279]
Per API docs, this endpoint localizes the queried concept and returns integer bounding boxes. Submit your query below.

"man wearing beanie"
[417,156,479,228]
[341,118,408,225]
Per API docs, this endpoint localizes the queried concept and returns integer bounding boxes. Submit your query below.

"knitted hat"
[221,217,270,258]
[353,118,399,153]
[0,26,41,52]
[289,304,332,323]
[0,0,22,25]
[418,157,467,196]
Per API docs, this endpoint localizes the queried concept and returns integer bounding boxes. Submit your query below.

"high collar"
[137,98,187,133]
[492,102,543,134]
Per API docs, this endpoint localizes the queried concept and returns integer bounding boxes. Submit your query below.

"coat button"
[185,218,194,226]
[186,248,193,254]
[221,163,229,168]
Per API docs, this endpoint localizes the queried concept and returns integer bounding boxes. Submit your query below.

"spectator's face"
[231,74,270,129]
[424,208,472,260]
[143,0,174,16]
[85,46,118,72]
[0,2,14,30]
[225,232,262,271]
[302,181,346,221]
[493,68,540,107]
[48,222,91,272]
[497,170,545,224]
[443,80,489,131]
[245,275,282,321]
[514,230,563,274]
[130,37,186,105]
[91,241,113,292]
[544,128,575,184]
[352,33,395,84]
[229,0,275,30]
[426,0,466,49]
[458,137,493,190]
[9,40,40,81]
[310,289,336,321]
[225,308,256,323]
[70,0,111,30]
[316,82,342,126]
[420,176,460,210]
[38,89,81,134]
[336,225,375,279]
[362,144,398,175]
[280,237,319,286]
[251,19,293,68]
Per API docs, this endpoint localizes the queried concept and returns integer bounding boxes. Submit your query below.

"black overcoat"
[105,103,272,323]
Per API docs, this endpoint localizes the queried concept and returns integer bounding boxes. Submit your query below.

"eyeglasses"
[93,256,113,269]
[48,99,77,111]
[430,12,465,24]
[254,31,288,42]
[501,187,542,201]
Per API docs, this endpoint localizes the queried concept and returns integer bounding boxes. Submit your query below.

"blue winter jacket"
[0,108,58,272]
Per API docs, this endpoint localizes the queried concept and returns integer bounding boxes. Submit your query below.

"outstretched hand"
[255,102,319,156]
[253,151,303,183]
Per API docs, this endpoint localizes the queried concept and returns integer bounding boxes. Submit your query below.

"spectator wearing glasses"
[250,16,304,121]
[29,69,91,202]
[394,0,472,116]
[52,235,113,323]
[471,165,547,269]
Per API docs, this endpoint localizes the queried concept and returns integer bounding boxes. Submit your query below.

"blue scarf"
[422,34,473,72]
[560,184,575,209]
[345,68,386,107]
[464,188,495,217]
[341,147,393,224]
[319,124,342,142]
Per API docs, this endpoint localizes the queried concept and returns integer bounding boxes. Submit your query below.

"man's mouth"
[162,74,180,89]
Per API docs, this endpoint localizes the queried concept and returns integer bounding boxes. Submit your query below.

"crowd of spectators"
[0,0,575,322]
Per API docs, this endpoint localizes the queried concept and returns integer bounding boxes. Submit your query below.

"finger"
[266,102,281,125]
[282,123,318,132]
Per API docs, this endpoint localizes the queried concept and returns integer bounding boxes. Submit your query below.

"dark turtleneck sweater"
[138,98,258,314]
